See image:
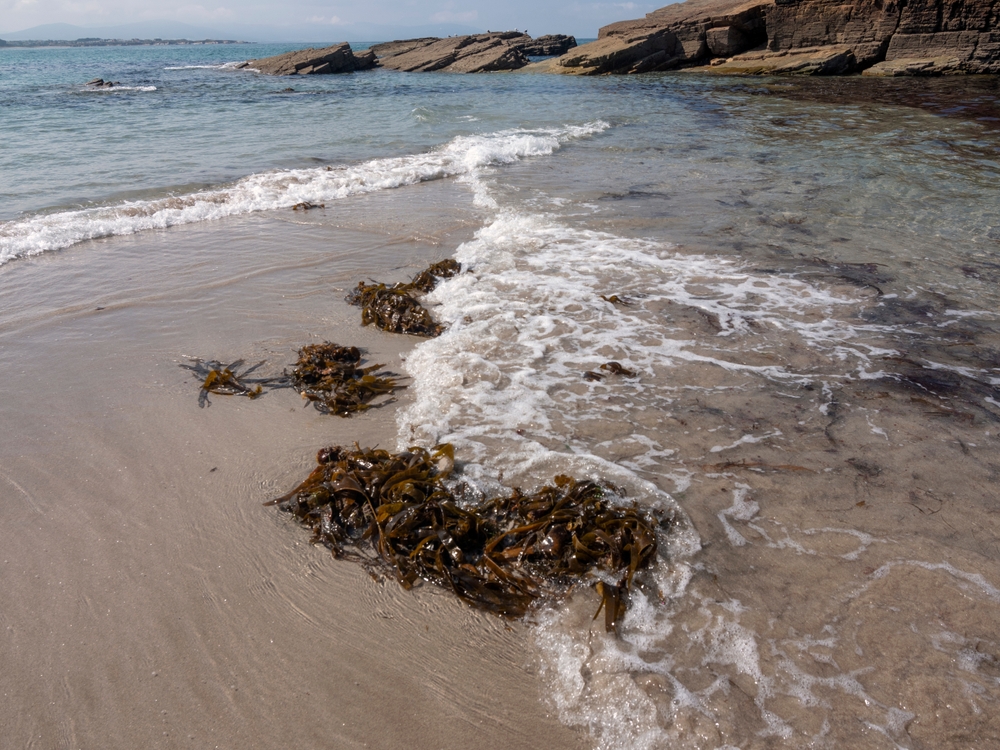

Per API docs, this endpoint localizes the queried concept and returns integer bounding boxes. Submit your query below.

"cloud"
[307,15,343,24]
[173,4,236,20]
[430,10,478,23]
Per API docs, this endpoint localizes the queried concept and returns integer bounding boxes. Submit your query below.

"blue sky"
[0,0,668,39]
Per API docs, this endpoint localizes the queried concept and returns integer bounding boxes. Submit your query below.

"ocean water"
[3,43,1000,749]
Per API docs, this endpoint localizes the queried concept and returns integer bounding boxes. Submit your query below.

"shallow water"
[2,44,1000,749]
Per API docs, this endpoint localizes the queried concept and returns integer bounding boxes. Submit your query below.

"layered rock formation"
[371,32,530,72]
[517,34,577,56]
[247,43,377,75]
[533,0,1000,75]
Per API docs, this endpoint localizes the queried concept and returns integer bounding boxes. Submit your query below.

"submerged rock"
[248,42,377,76]
[531,0,1000,76]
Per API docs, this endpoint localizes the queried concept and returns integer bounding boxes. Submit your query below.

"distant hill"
[0,20,487,44]
[0,21,228,41]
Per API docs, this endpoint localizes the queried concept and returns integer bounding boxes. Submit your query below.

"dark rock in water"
[248,42,376,76]
[531,0,1000,76]
[372,32,530,72]
[515,34,577,56]
[85,78,104,86]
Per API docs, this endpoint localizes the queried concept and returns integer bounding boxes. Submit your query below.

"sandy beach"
[0,183,585,749]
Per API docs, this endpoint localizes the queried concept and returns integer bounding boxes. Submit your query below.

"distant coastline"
[0,38,248,48]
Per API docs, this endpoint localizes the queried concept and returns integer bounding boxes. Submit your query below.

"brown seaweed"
[288,342,405,416]
[266,443,662,630]
[182,344,404,415]
[600,294,633,307]
[292,201,325,211]
[180,358,278,407]
[347,282,444,337]
[345,259,462,337]
[408,259,461,293]
[600,361,637,377]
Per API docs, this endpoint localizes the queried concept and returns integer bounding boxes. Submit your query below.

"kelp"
[180,358,278,407]
[346,259,461,337]
[600,361,637,377]
[408,259,461,293]
[182,344,404,415]
[584,362,639,382]
[600,294,633,307]
[266,443,662,630]
[347,283,444,337]
[288,342,405,416]
[292,201,324,211]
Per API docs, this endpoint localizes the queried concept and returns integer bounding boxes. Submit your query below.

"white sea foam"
[85,85,158,92]
[392,178,915,748]
[0,121,608,265]
[164,63,241,70]
[398,207,872,484]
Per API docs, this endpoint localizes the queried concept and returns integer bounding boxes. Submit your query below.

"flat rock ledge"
[371,32,577,73]
[529,0,1000,76]
[245,43,376,75]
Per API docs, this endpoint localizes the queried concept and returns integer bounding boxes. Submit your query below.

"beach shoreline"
[0,190,585,749]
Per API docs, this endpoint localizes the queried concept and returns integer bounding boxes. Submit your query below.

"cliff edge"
[531,0,1000,75]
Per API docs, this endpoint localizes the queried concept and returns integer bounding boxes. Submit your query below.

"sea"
[2,42,1000,749]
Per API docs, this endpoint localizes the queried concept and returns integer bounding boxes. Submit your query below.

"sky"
[0,0,667,39]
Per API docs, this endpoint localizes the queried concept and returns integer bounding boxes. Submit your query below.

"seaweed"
[408,259,461,293]
[266,443,662,630]
[180,358,278,407]
[182,344,404,415]
[292,201,324,211]
[288,342,405,416]
[600,361,637,377]
[347,282,444,337]
[346,259,461,337]
[600,294,633,307]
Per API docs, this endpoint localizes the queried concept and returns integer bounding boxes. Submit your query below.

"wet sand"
[0,184,584,749]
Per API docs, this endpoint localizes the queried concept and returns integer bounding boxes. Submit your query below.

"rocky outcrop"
[515,34,577,56]
[371,33,530,72]
[248,43,376,75]
[533,0,1000,75]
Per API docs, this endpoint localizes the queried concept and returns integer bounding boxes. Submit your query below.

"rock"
[534,0,1000,75]
[539,29,688,74]
[862,56,963,76]
[514,34,577,56]
[85,78,104,86]
[706,26,749,57]
[372,33,531,72]
[248,42,376,76]
[708,44,858,74]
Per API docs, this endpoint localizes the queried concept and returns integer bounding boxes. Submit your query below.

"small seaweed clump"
[181,359,273,407]
[267,443,661,630]
[346,259,461,337]
[289,342,405,416]
[408,258,461,293]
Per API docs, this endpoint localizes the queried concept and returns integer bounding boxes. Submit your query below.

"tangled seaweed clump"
[267,443,662,630]
[182,343,405,416]
[347,282,444,337]
[346,258,462,337]
[289,342,405,416]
